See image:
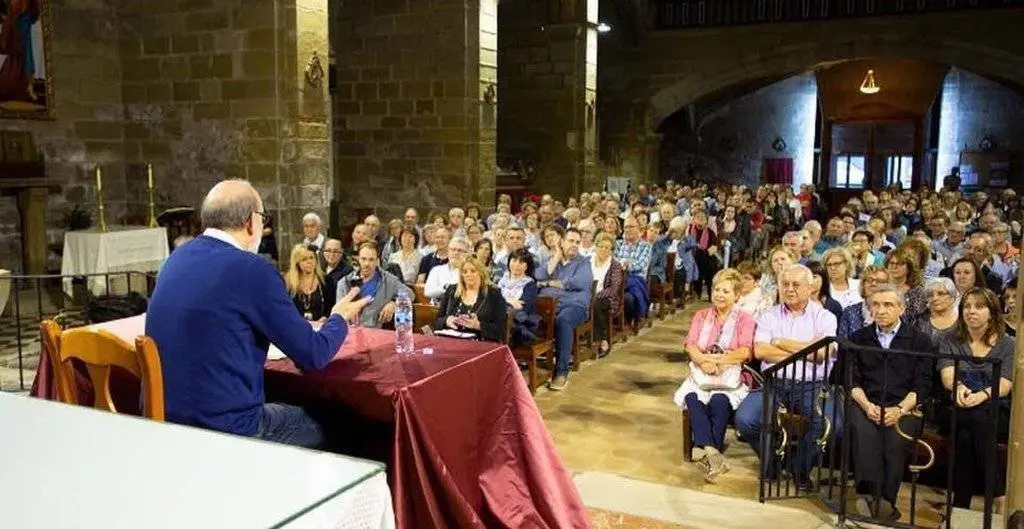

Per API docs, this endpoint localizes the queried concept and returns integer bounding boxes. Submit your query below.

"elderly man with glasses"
[424,237,472,303]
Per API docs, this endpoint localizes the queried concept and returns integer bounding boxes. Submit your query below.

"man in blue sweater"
[147,180,369,447]
[535,228,593,391]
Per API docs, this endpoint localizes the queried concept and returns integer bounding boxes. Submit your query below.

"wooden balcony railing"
[653,0,1024,29]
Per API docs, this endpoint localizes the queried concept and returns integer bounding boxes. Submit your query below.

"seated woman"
[473,238,503,285]
[285,244,328,322]
[673,269,756,483]
[807,261,844,322]
[591,233,625,357]
[733,260,768,316]
[1004,275,1017,337]
[917,277,959,341]
[950,257,987,297]
[822,247,862,309]
[499,249,541,346]
[388,228,422,285]
[435,258,508,343]
[838,265,891,338]
[937,287,1014,509]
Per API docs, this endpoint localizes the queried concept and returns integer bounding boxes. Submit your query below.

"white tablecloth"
[61,226,169,297]
[0,393,396,529]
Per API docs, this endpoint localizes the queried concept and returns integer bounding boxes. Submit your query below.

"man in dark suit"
[847,284,934,521]
[322,238,351,308]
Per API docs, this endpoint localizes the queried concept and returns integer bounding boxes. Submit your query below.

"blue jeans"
[734,383,843,476]
[256,403,325,448]
[554,305,588,376]
[685,393,731,451]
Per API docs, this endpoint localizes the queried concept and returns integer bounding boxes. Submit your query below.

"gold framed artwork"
[0,0,54,119]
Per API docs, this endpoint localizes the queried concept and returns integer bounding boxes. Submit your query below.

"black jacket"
[848,322,934,407]
[434,285,508,343]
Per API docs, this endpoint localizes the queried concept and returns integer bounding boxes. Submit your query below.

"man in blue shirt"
[535,228,593,391]
[148,179,369,448]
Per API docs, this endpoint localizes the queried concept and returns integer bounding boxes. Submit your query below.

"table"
[31,317,590,529]
[0,392,395,529]
[61,226,169,297]
[264,328,590,529]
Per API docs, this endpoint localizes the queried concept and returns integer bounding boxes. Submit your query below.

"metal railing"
[653,0,1024,29]
[758,336,1006,528]
[0,271,156,392]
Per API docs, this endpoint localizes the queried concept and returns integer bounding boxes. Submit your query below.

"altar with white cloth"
[61,226,169,297]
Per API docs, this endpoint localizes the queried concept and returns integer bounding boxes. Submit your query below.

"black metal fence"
[758,336,1007,528]
[0,271,155,392]
[653,0,1024,30]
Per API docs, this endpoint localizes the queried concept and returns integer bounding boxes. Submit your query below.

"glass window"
[832,154,865,189]
[883,155,913,189]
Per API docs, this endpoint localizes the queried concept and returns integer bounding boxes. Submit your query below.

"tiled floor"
[535,303,961,528]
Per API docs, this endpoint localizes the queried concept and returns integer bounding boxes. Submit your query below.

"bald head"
[201,179,261,231]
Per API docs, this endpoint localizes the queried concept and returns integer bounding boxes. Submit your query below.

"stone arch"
[646,11,1024,128]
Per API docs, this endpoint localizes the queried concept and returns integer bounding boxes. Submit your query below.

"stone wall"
[331,0,496,225]
[938,68,1024,184]
[0,0,124,273]
[657,74,818,188]
[118,0,330,254]
[497,0,597,200]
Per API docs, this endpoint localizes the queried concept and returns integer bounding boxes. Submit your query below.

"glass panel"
[883,155,913,189]
[832,154,866,189]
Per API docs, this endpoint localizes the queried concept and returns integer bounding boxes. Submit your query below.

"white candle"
[147,163,153,189]
[95,166,102,192]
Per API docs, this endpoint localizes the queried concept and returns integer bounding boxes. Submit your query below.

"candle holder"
[146,164,158,228]
[95,166,108,233]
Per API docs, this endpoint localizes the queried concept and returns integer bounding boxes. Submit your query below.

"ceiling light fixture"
[596,22,612,33]
[859,69,880,95]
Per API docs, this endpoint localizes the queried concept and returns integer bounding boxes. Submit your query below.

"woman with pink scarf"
[673,268,756,482]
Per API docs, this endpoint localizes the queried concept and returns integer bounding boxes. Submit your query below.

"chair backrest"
[40,320,69,402]
[412,284,430,304]
[588,280,598,320]
[413,303,438,332]
[535,295,558,340]
[665,252,677,286]
[56,327,165,421]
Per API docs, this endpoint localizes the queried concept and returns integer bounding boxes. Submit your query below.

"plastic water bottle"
[394,290,414,354]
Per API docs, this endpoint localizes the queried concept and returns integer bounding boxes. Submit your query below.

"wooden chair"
[571,281,599,370]
[649,253,677,319]
[41,320,67,401]
[607,273,630,345]
[509,295,557,394]
[413,303,438,332]
[55,327,165,421]
[412,283,430,304]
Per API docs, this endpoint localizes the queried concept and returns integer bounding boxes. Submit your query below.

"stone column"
[16,187,49,276]
[1007,247,1024,527]
[330,0,497,224]
[498,0,598,200]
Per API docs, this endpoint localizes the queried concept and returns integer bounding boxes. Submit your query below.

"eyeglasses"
[253,210,270,222]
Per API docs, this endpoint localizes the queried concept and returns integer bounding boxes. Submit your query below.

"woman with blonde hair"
[758,245,799,307]
[285,244,328,321]
[673,268,756,483]
[822,246,861,309]
[435,258,507,342]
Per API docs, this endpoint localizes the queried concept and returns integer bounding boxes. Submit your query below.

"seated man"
[417,227,451,283]
[535,228,593,391]
[614,216,652,323]
[848,285,932,521]
[734,264,841,485]
[148,180,369,448]
[423,237,470,303]
[322,238,352,308]
[337,241,412,328]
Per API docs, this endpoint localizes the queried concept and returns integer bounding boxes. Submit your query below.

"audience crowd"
[262,180,1019,520]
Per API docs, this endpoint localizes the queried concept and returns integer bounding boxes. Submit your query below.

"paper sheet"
[267,343,287,360]
[433,329,476,339]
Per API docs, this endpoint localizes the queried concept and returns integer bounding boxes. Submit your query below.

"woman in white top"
[734,260,769,316]
[591,233,625,356]
[388,228,422,284]
[822,246,862,309]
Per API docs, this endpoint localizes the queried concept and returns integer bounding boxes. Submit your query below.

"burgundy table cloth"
[264,327,590,529]
[31,318,589,529]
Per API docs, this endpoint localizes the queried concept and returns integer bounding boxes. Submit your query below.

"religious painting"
[0,0,53,119]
